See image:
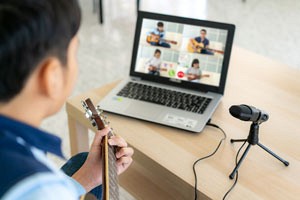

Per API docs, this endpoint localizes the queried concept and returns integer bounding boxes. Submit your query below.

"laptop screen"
[130,12,235,94]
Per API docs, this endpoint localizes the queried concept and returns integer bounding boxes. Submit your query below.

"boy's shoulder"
[0,131,51,197]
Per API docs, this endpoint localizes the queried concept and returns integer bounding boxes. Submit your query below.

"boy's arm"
[205,39,210,48]
[2,173,84,200]
[147,28,156,36]
[201,74,210,78]
[160,32,166,39]
[145,58,152,66]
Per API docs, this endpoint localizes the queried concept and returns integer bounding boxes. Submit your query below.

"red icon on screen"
[177,71,185,78]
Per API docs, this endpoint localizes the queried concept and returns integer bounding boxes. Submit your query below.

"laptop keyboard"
[117,82,212,114]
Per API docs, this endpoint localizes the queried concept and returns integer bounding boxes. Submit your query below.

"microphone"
[229,104,269,123]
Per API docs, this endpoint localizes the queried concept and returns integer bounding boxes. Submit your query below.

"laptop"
[99,11,235,132]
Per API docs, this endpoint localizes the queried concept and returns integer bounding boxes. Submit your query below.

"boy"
[0,1,133,199]
[147,22,171,48]
[186,59,210,81]
[190,29,214,55]
[146,49,163,76]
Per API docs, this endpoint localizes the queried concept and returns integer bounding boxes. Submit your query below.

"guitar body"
[187,39,204,53]
[82,98,119,200]
[146,34,160,43]
[187,39,224,54]
[146,34,178,45]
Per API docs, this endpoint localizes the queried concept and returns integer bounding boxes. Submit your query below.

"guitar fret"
[108,144,119,200]
[107,131,119,200]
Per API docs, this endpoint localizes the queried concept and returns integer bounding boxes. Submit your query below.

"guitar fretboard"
[103,131,119,200]
[108,137,119,200]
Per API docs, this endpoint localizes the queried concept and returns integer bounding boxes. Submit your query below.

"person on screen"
[147,22,171,48]
[190,29,214,55]
[145,49,163,76]
[186,59,210,81]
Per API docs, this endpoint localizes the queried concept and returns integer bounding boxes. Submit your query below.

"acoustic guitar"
[80,193,97,200]
[146,34,177,45]
[81,98,119,200]
[187,39,224,54]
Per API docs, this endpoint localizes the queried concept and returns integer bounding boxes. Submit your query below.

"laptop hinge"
[130,76,142,81]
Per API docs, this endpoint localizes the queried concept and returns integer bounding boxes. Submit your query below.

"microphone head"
[259,111,269,122]
[229,104,269,123]
[229,105,253,121]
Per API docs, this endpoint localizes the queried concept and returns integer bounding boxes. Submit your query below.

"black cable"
[193,121,227,200]
[222,140,247,200]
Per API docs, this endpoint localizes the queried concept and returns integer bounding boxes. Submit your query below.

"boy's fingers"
[116,147,134,159]
[117,156,132,165]
[117,156,133,172]
[92,127,110,146]
[108,136,127,148]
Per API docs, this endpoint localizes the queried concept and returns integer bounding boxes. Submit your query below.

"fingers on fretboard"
[108,144,119,200]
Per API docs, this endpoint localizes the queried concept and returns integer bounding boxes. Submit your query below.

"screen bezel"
[130,11,235,95]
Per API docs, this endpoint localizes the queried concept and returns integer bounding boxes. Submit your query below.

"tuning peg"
[85,110,92,118]
[102,118,109,125]
[97,111,103,116]
[81,101,87,107]
[91,120,97,127]
[96,106,103,114]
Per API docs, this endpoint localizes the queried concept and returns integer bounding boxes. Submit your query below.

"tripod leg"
[230,139,247,143]
[257,142,289,166]
[229,144,251,179]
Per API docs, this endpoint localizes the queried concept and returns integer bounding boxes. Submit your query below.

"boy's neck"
[0,98,44,127]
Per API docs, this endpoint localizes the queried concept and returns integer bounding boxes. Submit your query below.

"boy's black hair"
[191,59,200,67]
[157,22,164,27]
[0,0,81,102]
[200,29,207,34]
[154,49,161,55]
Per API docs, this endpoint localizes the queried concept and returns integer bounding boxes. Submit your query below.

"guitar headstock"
[81,98,109,130]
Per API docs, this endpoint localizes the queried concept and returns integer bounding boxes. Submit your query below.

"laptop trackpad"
[125,102,163,120]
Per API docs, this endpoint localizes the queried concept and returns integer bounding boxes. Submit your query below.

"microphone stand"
[229,122,289,179]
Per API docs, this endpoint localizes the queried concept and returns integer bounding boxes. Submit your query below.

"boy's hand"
[108,135,134,175]
[72,127,134,192]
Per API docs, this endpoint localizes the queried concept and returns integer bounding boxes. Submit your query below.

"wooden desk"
[66,47,300,200]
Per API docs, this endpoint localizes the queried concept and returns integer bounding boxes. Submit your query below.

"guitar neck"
[160,38,177,44]
[101,131,119,200]
[148,34,177,45]
[206,48,224,54]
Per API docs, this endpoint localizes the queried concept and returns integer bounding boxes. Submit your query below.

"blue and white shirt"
[0,115,85,200]
[148,28,166,44]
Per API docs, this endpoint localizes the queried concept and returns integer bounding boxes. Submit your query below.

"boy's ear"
[38,57,65,100]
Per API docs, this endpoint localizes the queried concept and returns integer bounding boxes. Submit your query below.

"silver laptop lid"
[129,11,235,95]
